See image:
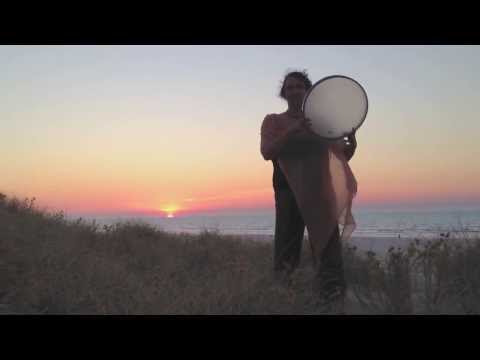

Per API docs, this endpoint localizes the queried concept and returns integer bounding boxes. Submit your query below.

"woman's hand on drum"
[287,117,308,134]
[343,130,357,160]
[287,116,316,138]
[346,131,357,149]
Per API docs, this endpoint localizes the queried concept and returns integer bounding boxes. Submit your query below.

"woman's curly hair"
[279,69,313,100]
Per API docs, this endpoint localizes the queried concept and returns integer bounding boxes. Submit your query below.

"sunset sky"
[1,45,479,217]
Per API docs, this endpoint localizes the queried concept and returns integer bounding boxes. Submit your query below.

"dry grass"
[1,192,479,314]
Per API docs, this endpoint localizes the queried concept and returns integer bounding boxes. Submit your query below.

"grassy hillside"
[1,192,479,314]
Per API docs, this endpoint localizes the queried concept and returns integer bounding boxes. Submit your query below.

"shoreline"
[223,234,412,255]
[232,234,469,257]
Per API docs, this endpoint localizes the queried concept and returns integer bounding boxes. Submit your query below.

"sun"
[160,204,180,218]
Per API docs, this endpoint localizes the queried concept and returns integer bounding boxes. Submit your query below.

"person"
[260,70,357,313]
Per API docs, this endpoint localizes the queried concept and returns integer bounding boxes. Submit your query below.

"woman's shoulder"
[263,112,288,123]
[265,111,287,118]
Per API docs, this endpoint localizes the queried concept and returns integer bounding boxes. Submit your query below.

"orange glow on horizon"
[6,176,480,217]
[159,203,181,218]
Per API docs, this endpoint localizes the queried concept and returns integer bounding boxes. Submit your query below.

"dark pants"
[274,188,346,298]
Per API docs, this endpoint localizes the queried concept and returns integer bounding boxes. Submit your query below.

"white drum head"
[302,75,368,139]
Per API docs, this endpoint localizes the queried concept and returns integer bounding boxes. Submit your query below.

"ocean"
[70,206,480,240]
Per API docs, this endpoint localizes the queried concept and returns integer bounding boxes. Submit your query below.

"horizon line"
[65,202,480,218]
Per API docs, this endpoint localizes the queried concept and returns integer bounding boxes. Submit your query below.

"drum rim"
[301,74,369,140]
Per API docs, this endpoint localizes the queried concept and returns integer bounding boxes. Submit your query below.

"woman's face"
[283,76,307,106]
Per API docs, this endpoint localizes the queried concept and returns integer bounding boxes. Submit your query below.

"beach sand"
[235,234,415,258]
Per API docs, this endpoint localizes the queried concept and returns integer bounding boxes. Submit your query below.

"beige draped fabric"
[261,112,357,265]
